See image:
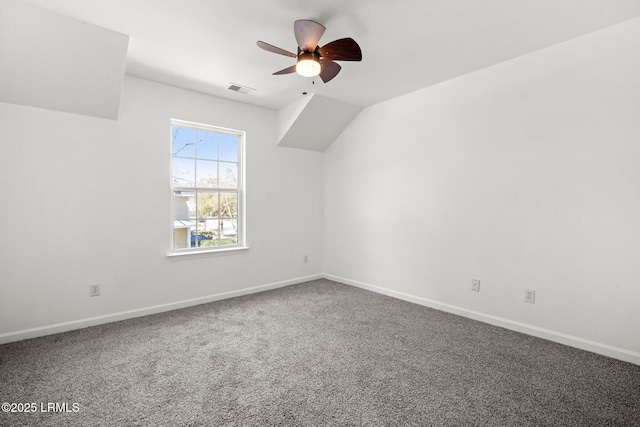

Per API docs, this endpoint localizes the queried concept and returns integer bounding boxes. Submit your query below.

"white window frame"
[168,119,247,257]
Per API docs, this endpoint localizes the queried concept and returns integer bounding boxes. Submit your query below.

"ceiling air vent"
[228,83,255,94]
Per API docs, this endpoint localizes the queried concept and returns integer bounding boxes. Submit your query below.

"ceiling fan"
[257,19,362,83]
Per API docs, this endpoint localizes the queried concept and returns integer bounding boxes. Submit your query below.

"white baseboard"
[4,272,638,365]
[323,273,640,366]
[0,274,323,345]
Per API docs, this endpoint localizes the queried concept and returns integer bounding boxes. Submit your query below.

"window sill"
[167,246,249,260]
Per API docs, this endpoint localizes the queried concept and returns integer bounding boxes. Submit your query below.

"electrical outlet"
[525,289,535,304]
[90,283,101,297]
[303,255,308,263]
[471,279,481,292]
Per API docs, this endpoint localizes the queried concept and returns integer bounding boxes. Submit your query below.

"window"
[170,119,245,253]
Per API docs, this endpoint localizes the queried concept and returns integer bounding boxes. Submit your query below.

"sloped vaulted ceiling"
[277,94,362,152]
[0,0,128,120]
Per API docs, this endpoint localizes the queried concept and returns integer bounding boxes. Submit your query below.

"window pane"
[174,191,196,250]
[219,162,238,189]
[199,219,220,247]
[196,160,217,188]
[173,227,190,249]
[173,191,196,219]
[197,130,217,160]
[219,134,238,162]
[192,230,207,248]
[221,219,238,245]
[193,216,217,247]
[220,192,237,218]
[172,157,195,187]
[197,191,219,217]
[172,127,195,157]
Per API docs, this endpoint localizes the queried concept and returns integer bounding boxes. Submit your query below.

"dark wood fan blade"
[257,41,296,58]
[294,19,326,52]
[273,65,297,75]
[319,60,341,83]
[318,38,362,61]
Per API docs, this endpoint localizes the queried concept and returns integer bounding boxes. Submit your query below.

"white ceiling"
[18,0,640,111]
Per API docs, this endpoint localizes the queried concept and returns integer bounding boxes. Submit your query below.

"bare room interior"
[1,0,639,425]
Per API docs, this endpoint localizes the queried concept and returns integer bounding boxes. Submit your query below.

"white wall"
[0,76,323,338]
[324,18,640,360]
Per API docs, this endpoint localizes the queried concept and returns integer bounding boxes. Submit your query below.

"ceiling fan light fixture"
[257,20,362,83]
[296,51,320,77]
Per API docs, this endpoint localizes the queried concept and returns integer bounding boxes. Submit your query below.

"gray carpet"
[1,279,639,426]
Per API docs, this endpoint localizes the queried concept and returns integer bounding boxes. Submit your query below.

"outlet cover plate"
[90,283,100,297]
[471,279,481,292]
[525,289,535,304]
